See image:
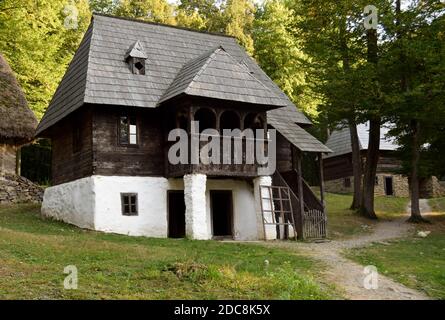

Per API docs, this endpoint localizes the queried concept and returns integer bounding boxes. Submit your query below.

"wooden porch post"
[16,146,21,176]
[318,152,325,209]
[296,149,304,238]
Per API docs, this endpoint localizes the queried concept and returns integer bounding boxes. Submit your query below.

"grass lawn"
[325,193,408,238]
[346,203,445,299]
[0,204,336,300]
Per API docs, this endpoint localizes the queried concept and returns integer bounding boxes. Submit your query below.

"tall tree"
[89,0,116,13]
[176,0,224,32]
[222,0,255,54]
[0,0,91,118]
[381,0,445,222]
[290,0,372,211]
[360,19,380,220]
[114,0,176,24]
[253,0,318,118]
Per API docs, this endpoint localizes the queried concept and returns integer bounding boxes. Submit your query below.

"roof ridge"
[185,46,224,94]
[190,47,274,95]
[92,13,235,39]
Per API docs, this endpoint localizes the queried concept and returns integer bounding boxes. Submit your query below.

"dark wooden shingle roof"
[269,118,331,153]
[159,46,285,106]
[36,14,312,135]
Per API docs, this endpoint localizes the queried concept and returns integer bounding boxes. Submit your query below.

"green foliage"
[288,0,387,127]
[114,0,176,24]
[89,0,116,13]
[0,0,91,119]
[176,0,224,32]
[379,3,445,178]
[253,0,318,118]
[222,0,255,54]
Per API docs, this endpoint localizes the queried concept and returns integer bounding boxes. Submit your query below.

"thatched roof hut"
[0,53,37,145]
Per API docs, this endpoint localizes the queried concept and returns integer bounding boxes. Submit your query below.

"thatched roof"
[0,53,37,144]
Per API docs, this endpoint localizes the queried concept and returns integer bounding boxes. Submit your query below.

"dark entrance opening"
[210,190,233,238]
[168,191,185,238]
[385,177,394,196]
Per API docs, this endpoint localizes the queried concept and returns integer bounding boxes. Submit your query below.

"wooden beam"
[15,147,21,176]
[295,149,304,234]
[318,152,325,209]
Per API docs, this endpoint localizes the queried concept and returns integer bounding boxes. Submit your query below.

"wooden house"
[36,15,331,240]
[323,122,444,198]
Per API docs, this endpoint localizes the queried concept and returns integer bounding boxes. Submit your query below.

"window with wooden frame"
[72,124,82,153]
[119,115,137,145]
[121,193,138,216]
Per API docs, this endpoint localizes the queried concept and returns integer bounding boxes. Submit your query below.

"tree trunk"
[407,120,427,223]
[339,15,362,210]
[359,28,379,219]
[349,120,362,210]
[360,119,379,219]
[394,1,426,223]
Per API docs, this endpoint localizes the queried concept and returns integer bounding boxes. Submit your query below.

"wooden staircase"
[273,170,327,239]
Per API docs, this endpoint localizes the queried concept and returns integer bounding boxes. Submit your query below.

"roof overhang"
[269,118,332,154]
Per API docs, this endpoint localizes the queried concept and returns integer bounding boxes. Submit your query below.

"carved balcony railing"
[165,133,270,178]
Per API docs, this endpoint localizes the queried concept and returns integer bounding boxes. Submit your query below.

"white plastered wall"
[41,176,95,229]
[206,179,259,241]
[41,175,262,240]
[94,176,183,237]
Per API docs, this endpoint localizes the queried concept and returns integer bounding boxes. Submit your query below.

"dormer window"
[130,58,146,75]
[125,40,148,75]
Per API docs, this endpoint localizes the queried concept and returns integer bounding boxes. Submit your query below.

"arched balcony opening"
[244,113,265,136]
[219,110,241,133]
[194,108,216,133]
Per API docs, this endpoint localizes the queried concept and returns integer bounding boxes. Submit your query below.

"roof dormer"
[125,40,148,75]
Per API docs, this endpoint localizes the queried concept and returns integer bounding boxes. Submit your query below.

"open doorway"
[167,191,185,238]
[384,176,394,196]
[210,190,233,238]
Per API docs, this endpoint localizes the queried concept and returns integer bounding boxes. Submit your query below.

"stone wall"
[375,174,410,197]
[420,176,445,198]
[325,173,409,197]
[0,173,43,204]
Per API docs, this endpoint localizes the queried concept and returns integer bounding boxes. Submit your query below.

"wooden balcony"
[165,133,269,178]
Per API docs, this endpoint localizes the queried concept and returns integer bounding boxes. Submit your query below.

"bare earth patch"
[264,200,433,300]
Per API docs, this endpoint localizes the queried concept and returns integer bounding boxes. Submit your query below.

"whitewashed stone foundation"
[184,174,209,240]
[42,175,264,240]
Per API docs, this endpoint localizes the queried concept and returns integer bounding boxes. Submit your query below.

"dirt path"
[265,200,432,300]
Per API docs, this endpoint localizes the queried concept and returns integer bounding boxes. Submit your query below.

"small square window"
[121,193,138,216]
[344,178,351,188]
[375,176,379,185]
[119,115,137,145]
